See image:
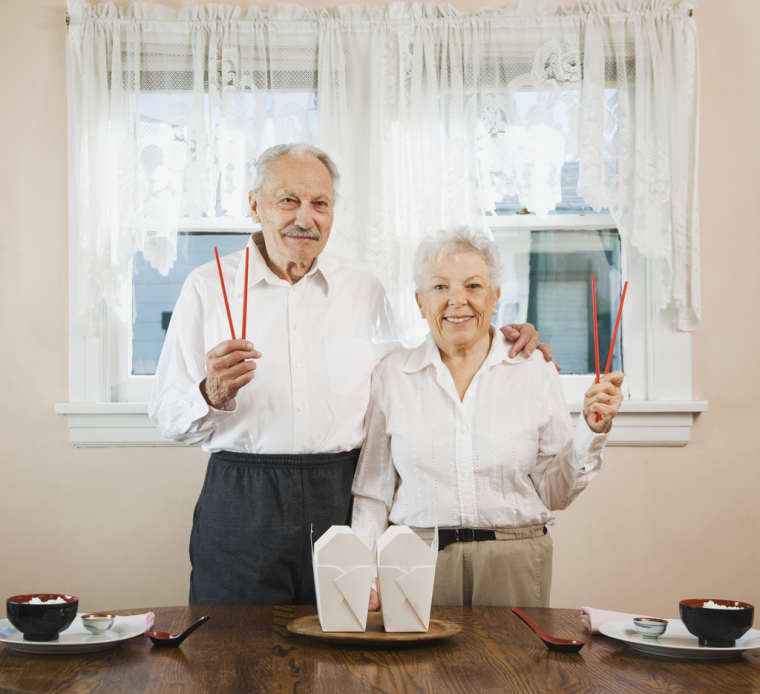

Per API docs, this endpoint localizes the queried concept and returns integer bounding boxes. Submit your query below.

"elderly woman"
[351,226,623,607]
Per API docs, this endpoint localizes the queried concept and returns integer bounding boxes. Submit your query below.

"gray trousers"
[189,449,360,606]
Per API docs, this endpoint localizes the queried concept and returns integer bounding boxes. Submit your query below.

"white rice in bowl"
[701,600,744,610]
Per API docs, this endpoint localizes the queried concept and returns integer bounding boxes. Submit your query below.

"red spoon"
[512,607,584,652]
[147,615,210,648]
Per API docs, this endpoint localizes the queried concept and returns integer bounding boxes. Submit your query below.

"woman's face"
[416,251,500,353]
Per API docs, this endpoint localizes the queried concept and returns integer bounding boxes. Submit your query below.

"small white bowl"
[81,613,115,635]
[632,617,668,639]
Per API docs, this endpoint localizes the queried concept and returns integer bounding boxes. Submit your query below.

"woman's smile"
[443,314,474,324]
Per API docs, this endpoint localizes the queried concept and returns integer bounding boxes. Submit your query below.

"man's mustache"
[281,227,320,241]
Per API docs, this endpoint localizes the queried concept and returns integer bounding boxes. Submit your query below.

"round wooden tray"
[286,612,462,646]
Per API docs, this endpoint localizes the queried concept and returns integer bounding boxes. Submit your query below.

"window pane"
[493,229,622,375]
[132,232,250,375]
[479,88,617,216]
[137,91,318,223]
[493,161,598,215]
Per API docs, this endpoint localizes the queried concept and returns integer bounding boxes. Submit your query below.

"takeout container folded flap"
[377,526,437,633]
[378,565,435,631]
[313,526,374,632]
[316,564,375,631]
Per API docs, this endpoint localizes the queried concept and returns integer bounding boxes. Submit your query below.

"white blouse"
[148,233,397,454]
[351,331,608,551]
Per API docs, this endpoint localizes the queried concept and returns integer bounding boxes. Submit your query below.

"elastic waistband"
[210,448,361,469]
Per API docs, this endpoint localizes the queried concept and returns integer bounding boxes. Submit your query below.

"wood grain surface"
[0,606,758,693]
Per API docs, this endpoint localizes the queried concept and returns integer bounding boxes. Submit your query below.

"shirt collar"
[402,334,442,373]
[485,328,526,367]
[234,231,331,295]
[402,328,524,374]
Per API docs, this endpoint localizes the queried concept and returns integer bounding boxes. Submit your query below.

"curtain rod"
[64,6,693,27]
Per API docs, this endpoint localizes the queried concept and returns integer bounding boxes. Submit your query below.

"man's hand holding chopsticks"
[583,371,624,434]
[200,340,262,410]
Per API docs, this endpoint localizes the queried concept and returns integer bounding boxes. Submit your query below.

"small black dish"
[6,593,79,642]
[679,599,754,647]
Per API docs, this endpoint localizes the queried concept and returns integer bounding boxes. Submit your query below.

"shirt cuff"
[574,414,608,473]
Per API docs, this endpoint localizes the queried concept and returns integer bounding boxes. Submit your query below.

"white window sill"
[55,401,708,447]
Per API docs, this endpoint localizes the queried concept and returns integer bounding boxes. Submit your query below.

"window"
[129,88,618,387]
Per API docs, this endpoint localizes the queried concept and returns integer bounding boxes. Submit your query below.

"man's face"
[249,154,334,277]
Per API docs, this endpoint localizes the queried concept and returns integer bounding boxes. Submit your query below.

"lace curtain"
[66,0,699,350]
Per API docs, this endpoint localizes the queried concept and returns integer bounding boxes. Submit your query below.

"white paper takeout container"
[312,526,375,632]
[377,526,437,632]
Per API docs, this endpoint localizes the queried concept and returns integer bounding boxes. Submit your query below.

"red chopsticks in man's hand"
[591,276,628,422]
[215,247,236,340]
[242,247,249,340]
[214,246,250,341]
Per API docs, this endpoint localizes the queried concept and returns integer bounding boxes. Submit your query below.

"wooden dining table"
[1,605,758,692]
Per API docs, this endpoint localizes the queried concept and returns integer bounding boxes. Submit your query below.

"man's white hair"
[413,226,502,290]
[252,143,340,194]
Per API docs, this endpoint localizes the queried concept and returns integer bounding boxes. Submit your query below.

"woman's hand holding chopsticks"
[200,339,262,410]
[583,371,624,434]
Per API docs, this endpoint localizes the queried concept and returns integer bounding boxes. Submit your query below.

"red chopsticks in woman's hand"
[592,275,601,385]
[604,281,628,376]
[591,276,628,422]
[214,245,250,341]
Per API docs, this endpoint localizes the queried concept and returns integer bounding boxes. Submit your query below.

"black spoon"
[512,607,584,653]
[147,615,210,648]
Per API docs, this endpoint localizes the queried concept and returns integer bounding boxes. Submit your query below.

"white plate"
[599,619,760,660]
[0,615,148,654]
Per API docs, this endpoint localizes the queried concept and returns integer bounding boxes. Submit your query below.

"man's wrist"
[200,378,220,409]
[200,378,236,412]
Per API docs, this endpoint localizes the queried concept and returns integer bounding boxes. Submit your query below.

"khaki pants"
[412,526,552,607]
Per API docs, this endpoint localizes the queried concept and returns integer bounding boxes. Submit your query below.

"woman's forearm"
[351,495,390,554]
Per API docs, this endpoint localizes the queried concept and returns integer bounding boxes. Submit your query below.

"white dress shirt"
[149,233,397,454]
[351,330,608,550]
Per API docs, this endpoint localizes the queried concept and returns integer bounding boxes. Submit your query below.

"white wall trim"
[55,400,708,448]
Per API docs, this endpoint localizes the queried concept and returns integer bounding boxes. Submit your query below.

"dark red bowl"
[679,599,754,647]
[6,593,79,642]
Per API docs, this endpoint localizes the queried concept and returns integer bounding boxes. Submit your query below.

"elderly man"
[149,143,548,606]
